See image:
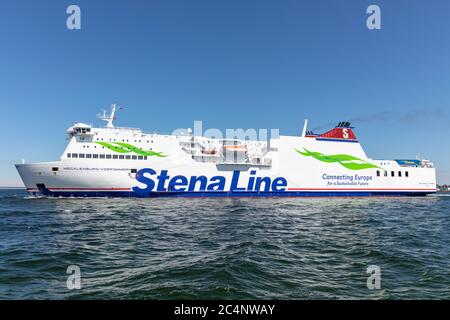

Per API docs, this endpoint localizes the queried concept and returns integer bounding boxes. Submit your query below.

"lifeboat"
[223,144,246,151]
[202,148,217,155]
[222,139,247,152]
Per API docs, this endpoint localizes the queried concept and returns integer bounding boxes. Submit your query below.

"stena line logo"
[342,128,349,139]
[132,168,288,194]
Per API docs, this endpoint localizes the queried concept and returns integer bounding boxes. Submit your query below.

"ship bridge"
[66,123,93,139]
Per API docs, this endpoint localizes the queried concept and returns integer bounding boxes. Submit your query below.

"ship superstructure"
[16,105,437,197]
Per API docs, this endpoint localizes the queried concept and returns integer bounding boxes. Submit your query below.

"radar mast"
[97,104,120,128]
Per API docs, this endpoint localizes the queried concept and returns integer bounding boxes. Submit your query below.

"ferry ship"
[16,105,437,197]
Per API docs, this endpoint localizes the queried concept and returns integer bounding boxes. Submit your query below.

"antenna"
[97,104,120,128]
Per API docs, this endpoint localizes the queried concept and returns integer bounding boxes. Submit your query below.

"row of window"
[377,170,409,178]
[94,138,153,143]
[79,138,154,144]
[81,145,154,151]
[67,153,148,160]
[52,167,138,173]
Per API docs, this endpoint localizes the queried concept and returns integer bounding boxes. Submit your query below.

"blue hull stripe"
[30,190,433,198]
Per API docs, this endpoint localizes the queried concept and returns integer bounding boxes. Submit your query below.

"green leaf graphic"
[96,141,130,153]
[295,148,381,170]
[114,142,167,157]
[95,142,167,157]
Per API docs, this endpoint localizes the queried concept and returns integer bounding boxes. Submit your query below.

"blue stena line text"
[132,169,288,194]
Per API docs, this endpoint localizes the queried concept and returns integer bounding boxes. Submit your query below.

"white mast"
[97,104,118,128]
[301,119,308,137]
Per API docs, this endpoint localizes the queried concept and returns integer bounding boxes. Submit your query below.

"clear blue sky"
[1,0,450,186]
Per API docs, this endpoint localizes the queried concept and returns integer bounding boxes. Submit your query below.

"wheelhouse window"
[125,155,131,160]
[72,153,78,158]
[391,171,395,177]
[405,171,409,177]
[93,154,99,159]
[398,171,402,177]
[67,153,71,158]
[376,171,380,177]
[79,154,85,158]
[106,155,112,159]
[99,154,105,159]
[384,171,388,177]
[132,155,137,160]
[138,156,143,160]
[119,155,124,159]
[113,155,118,159]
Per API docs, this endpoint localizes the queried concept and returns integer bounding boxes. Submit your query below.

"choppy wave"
[0,189,449,299]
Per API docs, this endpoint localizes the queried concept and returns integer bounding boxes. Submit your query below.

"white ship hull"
[15,114,437,198]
